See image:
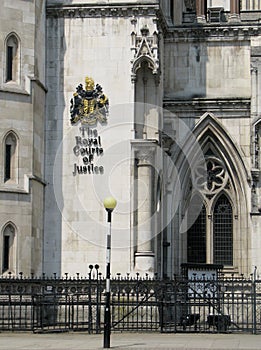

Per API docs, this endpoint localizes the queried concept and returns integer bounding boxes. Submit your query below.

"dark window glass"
[187,205,206,263]
[5,144,11,181]
[213,194,233,265]
[170,0,174,19]
[7,46,13,81]
[3,235,10,271]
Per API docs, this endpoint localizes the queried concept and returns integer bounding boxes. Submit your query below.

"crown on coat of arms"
[70,76,109,126]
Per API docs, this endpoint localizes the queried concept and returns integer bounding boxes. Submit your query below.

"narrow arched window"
[213,194,233,265]
[4,132,18,183]
[2,224,16,273]
[5,34,19,83]
[187,203,206,263]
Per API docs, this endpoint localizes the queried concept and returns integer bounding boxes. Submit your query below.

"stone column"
[162,0,172,25]
[251,64,258,117]
[196,0,207,23]
[132,140,156,275]
[229,0,241,22]
[173,1,182,26]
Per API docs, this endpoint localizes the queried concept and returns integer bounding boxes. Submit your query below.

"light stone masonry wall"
[208,0,230,10]
[44,10,156,275]
[163,20,255,274]
[0,0,46,276]
[164,41,251,99]
[0,0,259,279]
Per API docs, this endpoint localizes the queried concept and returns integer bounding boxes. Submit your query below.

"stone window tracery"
[187,150,234,266]
[205,158,227,193]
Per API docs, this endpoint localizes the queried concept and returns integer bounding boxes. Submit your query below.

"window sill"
[0,184,29,194]
[0,82,30,95]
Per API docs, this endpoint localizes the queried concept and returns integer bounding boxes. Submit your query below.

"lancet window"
[2,224,16,274]
[4,132,18,183]
[5,33,20,83]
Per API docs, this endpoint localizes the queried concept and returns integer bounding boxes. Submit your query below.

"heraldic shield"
[70,76,109,126]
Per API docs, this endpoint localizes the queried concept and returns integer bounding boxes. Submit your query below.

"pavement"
[0,332,261,350]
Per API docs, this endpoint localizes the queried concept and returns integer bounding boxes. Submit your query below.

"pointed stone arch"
[193,113,249,273]
[195,113,250,191]
[1,221,18,275]
[132,55,158,80]
[168,112,251,274]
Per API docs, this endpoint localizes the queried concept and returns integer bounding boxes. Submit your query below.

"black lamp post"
[103,196,117,349]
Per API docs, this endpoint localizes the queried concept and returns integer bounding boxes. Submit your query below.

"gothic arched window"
[4,131,18,183]
[5,33,20,83]
[186,149,234,267]
[2,223,16,274]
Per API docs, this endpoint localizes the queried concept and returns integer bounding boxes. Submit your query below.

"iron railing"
[0,271,261,334]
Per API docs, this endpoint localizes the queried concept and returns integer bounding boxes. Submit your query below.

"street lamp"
[103,196,117,349]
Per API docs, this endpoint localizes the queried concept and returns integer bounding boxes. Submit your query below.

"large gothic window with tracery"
[186,149,234,266]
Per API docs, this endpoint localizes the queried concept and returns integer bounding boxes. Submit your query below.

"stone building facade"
[0,0,46,276]
[0,0,260,278]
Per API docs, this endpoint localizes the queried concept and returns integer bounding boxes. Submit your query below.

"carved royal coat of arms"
[70,76,109,126]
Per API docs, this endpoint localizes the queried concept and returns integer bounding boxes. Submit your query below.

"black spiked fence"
[0,268,261,334]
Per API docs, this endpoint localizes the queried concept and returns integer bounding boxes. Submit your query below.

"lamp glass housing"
[103,197,117,211]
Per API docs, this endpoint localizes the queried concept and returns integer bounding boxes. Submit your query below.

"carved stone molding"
[163,98,251,118]
[131,140,157,167]
[135,148,155,167]
[162,131,175,156]
[251,64,258,74]
[46,4,159,19]
[164,26,261,42]
[131,24,160,82]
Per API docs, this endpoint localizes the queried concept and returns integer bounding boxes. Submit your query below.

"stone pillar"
[196,0,207,23]
[165,0,173,25]
[229,0,241,22]
[173,1,182,26]
[132,141,156,275]
[251,64,258,117]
